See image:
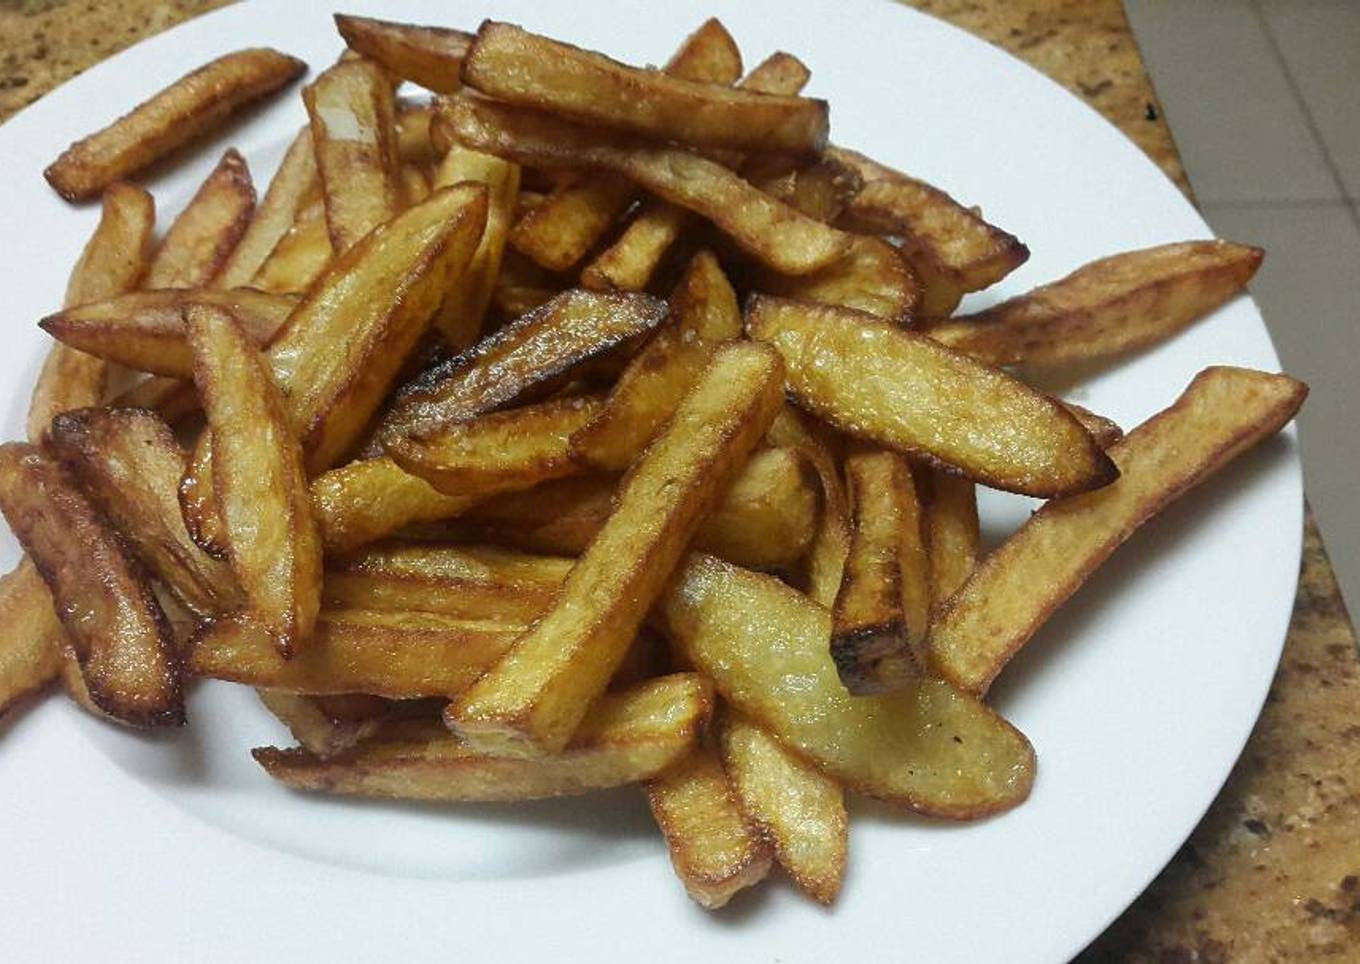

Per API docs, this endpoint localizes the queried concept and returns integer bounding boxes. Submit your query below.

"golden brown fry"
[508,18,743,273]
[40,288,296,378]
[113,377,200,425]
[927,241,1265,367]
[765,407,850,607]
[178,441,229,559]
[448,343,784,757]
[395,102,436,166]
[717,711,847,905]
[44,48,305,201]
[0,443,182,726]
[746,154,863,224]
[188,304,321,655]
[0,562,66,717]
[400,163,431,205]
[386,395,602,496]
[334,14,472,94]
[215,129,319,289]
[664,554,1035,817]
[463,21,825,154]
[311,456,483,553]
[930,366,1308,693]
[47,407,238,616]
[918,468,980,606]
[831,447,930,694]
[251,198,333,294]
[578,51,812,291]
[324,543,570,623]
[490,284,559,319]
[646,745,773,909]
[189,609,524,697]
[379,288,667,442]
[29,183,155,442]
[257,689,388,759]
[748,296,1117,497]
[440,95,852,276]
[752,235,920,324]
[669,249,742,340]
[304,59,402,254]
[145,149,255,289]
[254,674,713,801]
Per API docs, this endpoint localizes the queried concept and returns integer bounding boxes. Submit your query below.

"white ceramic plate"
[0,1,1302,960]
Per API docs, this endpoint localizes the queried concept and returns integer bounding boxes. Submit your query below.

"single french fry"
[44,48,305,201]
[1063,402,1125,451]
[215,128,319,288]
[717,711,847,905]
[253,674,713,801]
[930,366,1308,693]
[748,296,1118,498]
[251,198,333,294]
[0,562,66,718]
[918,468,980,605]
[257,689,388,759]
[334,14,473,94]
[752,235,920,324]
[463,21,826,154]
[310,456,483,553]
[745,154,863,224]
[926,241,1264,367]
[28,183,155,442]
[145,149,255,289]
[646,745,773,909]
[448,343,784,757]
[0,444,182,726]
[663,554,1035,817]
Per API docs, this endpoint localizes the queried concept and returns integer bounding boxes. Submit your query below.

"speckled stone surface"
[1,1,1355,959]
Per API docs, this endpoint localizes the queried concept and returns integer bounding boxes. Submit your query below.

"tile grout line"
[1250,0,1360,233]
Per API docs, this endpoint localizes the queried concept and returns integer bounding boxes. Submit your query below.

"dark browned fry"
[334,14,473,93]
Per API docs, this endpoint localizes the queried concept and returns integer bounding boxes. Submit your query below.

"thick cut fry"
[0,444,182,726]
[718,711,847,905]
[387,395,602,495]
[0,562,66,717]
[251,198,333,294]
[766,406,850,607]
[664,555,1035,817]
[834,147,1029,313]
[188,305,321,655]
[646,745,773,909]
[380,288,667,442]
[311,456,482,553]
[254,674,712,801]
[670,249,743,340]
[927,241,1264,367]
[930,366,1308,693]
[29,183,155,442]
[324,543,571,622]
[448,343,784,757]
[258,689,388,759]
[44,48,305,201]
[580,51,812,291]
[746,154,863,224]
[47,408,238,616]
[189,610,524,697]
[305,59,403,255]
[509,18,743,272]
[145,149,255,288]
[753,235,920,324]
[40,288,296,378]
[215,128,319,288]
[440,96,852,276]
[463,22,826,154]
[831,448,930,694]
[919,468,980,605]
[430,146,521,348]
[113,376,200,425]
[748,296,1117,498]
[334,14,473,93]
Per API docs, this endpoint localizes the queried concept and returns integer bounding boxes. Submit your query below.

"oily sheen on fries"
[145,149,255,289]
[930,366,1309,693]
[0,443,182,726]
[663,554,1035,816]
[448,343,784,757]
[0,562,67,716]
[254,674,713,801]
[334,14,473,93]
[646,745,773,909]
[747,296,1117,497]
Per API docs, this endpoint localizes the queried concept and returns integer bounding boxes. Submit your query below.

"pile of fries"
[0,13,1307,910]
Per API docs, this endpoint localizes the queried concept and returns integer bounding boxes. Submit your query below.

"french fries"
[718,711,847,905]
[663,554,1035,816]
[40,288,296,378]
[251,197,333,294]
[747,296,1117,497]
[927,241,1264,367]
[187,304,321,656]
[0,444,182,726]
[438,95,853,276]
[752,235,921,324]
[254,674,712,801]
[333,14,472,93]
[44,48,305,201]
[830,447,931,694]
[214,128,319,289]
[145,149,256,289]
[448,343,784,757]
[930,366,1308,693]
[646,745,773,909]
[919,468,980,605]
[0,562,67,716]
[463,22,827,154]
[257,690,389,759]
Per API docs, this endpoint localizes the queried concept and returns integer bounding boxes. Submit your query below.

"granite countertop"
[1,0,1356,959]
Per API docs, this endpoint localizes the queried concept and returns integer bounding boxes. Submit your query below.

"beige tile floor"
[1125,0,1360,616]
